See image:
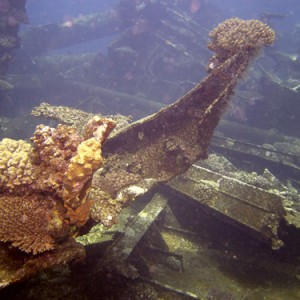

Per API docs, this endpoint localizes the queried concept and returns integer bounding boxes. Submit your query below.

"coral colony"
[0,116,116,254]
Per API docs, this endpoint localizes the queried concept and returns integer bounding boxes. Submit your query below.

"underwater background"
[1,0,300,138]
[1,0,300,299]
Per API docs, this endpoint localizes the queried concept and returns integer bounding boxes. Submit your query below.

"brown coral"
[208,18,275,63]
[0,193,67,254]
[31,124,82,168]
[82,116,117,143]
[29,124,83,195]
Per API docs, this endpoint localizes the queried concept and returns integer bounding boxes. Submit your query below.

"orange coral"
[62,137,101,226]
[65,199,92,227]
[62,117,116,226]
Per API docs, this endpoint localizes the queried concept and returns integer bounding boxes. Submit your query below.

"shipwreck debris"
[1,18,276,287]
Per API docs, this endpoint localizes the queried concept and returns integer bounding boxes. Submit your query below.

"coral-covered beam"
[95,19,275,215]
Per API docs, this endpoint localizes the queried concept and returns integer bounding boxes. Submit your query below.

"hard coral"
[208,18,275,61]
[30,124,83,194]
[0,117,116,254]
[62,117,116,226]
[83,116,117,143]
[0,138,34,191]
[31,124,82,169]
[0,193,67,254]
[62,137,103,225]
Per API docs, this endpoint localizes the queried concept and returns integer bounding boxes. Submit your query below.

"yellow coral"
[61,117,116,226]
[0,138,35,190]
[62,137,103,225]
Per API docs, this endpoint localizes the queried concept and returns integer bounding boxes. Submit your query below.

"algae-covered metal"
[166,164,286,249]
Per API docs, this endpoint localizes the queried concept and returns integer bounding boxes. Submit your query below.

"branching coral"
[208,18,275,68]
[0,116,116,254]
